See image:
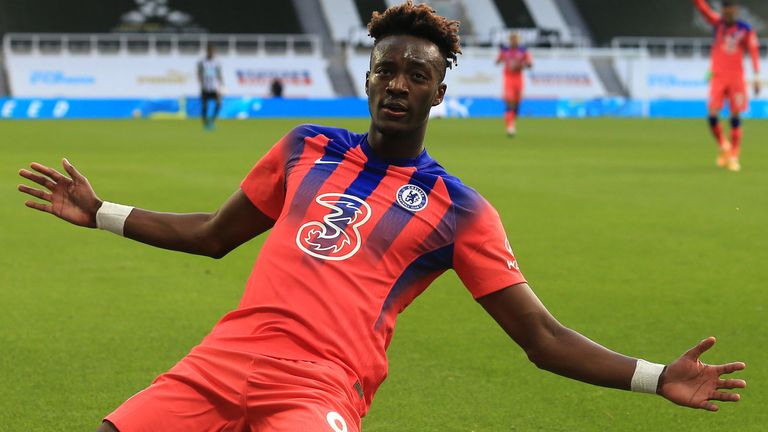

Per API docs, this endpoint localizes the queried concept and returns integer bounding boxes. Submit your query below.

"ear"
[432,83,447,106]
[365,71,370,96]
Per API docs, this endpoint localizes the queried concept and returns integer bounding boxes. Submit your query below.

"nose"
[386,73,409,96]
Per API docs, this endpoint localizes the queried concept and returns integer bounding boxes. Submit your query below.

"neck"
[367,123,427,160]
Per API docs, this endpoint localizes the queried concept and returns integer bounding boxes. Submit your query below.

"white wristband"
[631,359,666,394]
[95,201,134,236]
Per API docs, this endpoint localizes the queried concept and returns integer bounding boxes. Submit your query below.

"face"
[722,5,738,23]
[365,35,447,136]
[207,45,215,58]
[509,33,520,47]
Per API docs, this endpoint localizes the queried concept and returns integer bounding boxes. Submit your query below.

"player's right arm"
[479,284,746,411]
[693,0,720,26]
[18,159,273,258]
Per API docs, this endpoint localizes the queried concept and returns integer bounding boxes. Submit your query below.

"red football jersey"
[694,0,760,79]
[202,124,526,415]
[497,46,532,83]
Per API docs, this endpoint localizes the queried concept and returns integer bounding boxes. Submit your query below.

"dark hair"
[722,0,737,6]
[367,0,462,69]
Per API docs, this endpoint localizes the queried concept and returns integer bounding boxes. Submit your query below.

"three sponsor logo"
[296,184,429,261]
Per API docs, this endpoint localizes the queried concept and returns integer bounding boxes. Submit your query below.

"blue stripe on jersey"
[366,172,439,261]
[288,131,356,220]
[374,243,454,330]
[329,160,388,233]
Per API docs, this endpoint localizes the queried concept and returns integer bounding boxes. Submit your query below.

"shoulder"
[289,124,363,148]
[737,20,753,32]
[435,171,494,213]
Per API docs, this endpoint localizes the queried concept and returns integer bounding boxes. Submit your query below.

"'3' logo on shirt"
[296,193,372,261]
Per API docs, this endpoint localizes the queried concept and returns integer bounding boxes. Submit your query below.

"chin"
[374,119,412,136]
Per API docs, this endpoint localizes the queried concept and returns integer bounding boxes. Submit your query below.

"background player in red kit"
[496,32,532,137]
[19,2,746,431]
[694,0,761,171]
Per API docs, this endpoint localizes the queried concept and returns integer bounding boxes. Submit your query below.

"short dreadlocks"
[367,0,462,69]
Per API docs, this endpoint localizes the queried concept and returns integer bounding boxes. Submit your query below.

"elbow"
[205,242,232,259]
[523,323,567,372]
[525,343,553,371]
[193,230,232,259]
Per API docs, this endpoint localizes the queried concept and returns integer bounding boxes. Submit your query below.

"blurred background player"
[694,0,761,172]
[270,77,284,98]
[496,32,532,137]
[197,42,224,130]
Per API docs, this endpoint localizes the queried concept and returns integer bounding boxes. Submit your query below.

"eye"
[412,72,428,82]
[376,67,392,76]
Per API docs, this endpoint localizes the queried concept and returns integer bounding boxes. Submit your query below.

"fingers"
[19,168,57,190]
[62,158,85,182]
[24,200,53,214]
[684,337,716,360]
[710,391,741,403]
[699,401,719,412]
[30,162,67,183]
[18,184,52,202]
[716,361,746,375]
[718,378,746,390]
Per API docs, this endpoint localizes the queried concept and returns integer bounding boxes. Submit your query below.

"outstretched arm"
[748,31,761,95]
[479,283,746,411]
[693,0,720,26]
[18,159,274,258]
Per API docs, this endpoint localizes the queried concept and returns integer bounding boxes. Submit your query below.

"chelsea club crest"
[396,184,428,212]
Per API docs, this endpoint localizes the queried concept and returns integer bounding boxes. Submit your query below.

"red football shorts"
[104,345,362,432]
[503,76,524,102]
[709,77,748,114]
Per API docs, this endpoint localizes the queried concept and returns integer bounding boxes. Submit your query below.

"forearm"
[525,321,639,390]
[693,0,719,24]
[122,208,224,257]
[750,44,760,75]
[479,286,647,391]
[103,191,272,258]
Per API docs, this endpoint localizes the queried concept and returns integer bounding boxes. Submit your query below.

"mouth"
[381,101,409,118]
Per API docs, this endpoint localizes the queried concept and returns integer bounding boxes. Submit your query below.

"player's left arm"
[523,51,533,70]
[748,30,761,95]
[478,284,746,411]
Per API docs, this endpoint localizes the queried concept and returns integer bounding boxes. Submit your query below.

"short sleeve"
[453,199,526,299]
[240,130,296,220]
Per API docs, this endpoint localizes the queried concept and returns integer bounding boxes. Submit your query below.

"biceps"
[204,189,275,253]
[478,283,563,350]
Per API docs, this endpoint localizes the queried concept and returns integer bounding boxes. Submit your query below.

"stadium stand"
[0,6,7,95]
[0,0,301,34]
[521,0,574,45]
[574,0,768,46]
[318,0,363,43]
[460,0,505,44]
[354,0,388,24]
[1,0,766,115]
[493,0,536,28]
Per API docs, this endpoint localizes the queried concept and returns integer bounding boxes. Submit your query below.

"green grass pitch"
[1,117,766,431]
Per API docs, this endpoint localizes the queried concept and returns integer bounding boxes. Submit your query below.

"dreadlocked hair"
[367,0,462,68]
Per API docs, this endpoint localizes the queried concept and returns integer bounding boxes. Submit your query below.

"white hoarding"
[616,58,768,100]
[347,47,607,98]
[6,54,335,98]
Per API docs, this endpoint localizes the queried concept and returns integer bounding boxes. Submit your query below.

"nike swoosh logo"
[315,158,341,165]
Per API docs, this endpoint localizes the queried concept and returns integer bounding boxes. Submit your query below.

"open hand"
[18,159,102,228]
[658,337,746,411]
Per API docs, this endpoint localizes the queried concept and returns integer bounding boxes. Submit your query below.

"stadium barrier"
[3,33,335,98]
[3,96,768,120]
